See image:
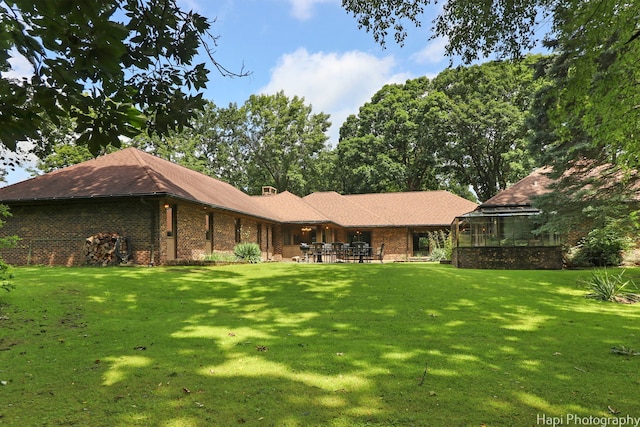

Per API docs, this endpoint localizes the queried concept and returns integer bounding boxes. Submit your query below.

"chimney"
[262,186,278,196]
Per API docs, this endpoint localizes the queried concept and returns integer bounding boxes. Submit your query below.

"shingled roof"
[344,191,479,226]
[303,191,477,227]
[0,148,479,227]
[251,191,330,224]
[480,167,553,208]
[0,147,277,220]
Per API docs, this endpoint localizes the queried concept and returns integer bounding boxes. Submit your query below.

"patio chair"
[353,241,367,263]
[312,242,325,262]
[331,242,345,262]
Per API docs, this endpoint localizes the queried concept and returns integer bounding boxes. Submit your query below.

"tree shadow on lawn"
[2,265,639,426]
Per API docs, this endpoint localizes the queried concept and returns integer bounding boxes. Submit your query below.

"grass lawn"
[0,263,639,427]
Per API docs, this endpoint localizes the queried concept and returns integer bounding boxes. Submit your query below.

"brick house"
[0,148,478,266]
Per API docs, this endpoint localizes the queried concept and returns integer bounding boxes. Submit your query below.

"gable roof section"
[302,191,392,227]
[345,191,479,226]
[480,167,553,208]
[303,190,477,227]
[252,191,330,223]
[0,148,277,220]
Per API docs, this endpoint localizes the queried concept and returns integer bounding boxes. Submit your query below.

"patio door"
[166,204,177,260]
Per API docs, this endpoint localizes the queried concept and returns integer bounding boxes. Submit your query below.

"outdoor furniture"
[299,243,310,262]
[312,242,325,262]
[352,241,367,263]
[331,242,345,262]
[323,243,334,263]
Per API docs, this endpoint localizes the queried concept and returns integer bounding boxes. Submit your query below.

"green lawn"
[1,263,639,426]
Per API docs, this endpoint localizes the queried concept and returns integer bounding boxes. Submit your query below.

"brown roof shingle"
[0,148,478,227]
[345,191,479,226]
[252,191,329,223]
[304,190,478,227]
[302,191,393,227]
[0,148,277,220]
[480,167,553,207]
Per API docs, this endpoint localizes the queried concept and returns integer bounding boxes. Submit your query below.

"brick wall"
[452,246,564,269]
[0,199,275,266]
[212,213,237,253]
[372,228,409,261]
[0,199,159,266]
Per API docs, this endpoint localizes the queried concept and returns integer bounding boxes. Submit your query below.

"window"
[166,205,176,237]
[453,214,562,247]
[205,213,213,241]
[347,231,371,245]
[284,226,315,245]
[235,218,241,243]
[257,223,262,247]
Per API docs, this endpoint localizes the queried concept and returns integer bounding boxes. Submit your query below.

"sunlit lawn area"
[0,263,639,426]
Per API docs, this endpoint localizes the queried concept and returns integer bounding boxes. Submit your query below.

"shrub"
[233,243,263,263]
[0,205,17,293]
[572,226,631,267]
[584,269,640,303]
[427,230,452,261]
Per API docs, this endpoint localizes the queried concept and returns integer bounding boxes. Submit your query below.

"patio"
[298,242,384,263]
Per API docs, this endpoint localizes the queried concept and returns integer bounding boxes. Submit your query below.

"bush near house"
[233,242,262,263]
[571,225,632,267]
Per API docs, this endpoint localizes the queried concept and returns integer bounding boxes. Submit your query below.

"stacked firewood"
[85,233,122,266]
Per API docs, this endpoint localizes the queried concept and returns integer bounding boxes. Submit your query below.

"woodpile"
[85,233,130,266]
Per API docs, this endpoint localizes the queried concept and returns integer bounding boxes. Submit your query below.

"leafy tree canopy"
[0,0,245,159]
[131,94,331,196]
[342,0,640,170]
[336,58,542,201]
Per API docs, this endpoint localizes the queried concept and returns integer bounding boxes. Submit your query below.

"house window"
[205,213,213,241]
[235,218,241,243]
[413,232,431,256]
[347,231,371,245]
[257,223,262,247]
[453,214,562,247]
[166,205,176,237]
[283,226,316,245]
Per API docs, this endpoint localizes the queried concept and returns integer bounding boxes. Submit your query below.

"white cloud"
[260,48,412,145]
[411,37,448,66]
[288,0,337,21]
[1,51,34,80]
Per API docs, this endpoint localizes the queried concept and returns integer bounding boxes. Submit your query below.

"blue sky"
[195,0,449,141]
[2,0,468,185]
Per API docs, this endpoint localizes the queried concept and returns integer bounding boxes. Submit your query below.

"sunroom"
[451,207,564,269]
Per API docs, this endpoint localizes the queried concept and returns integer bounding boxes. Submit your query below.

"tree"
[131,101,248,189]
[336,77,441,194]
[342,0,640,172]
[335,60,539,200]
[430,58,541,201]
[238,91,331,195]
[1,0,246,160]
[131,94,331,196]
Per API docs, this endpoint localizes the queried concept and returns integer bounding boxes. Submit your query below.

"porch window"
[284,226,315,245]
[452,213,561,247]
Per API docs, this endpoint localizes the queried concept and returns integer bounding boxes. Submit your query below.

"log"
[85,232,126,266]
